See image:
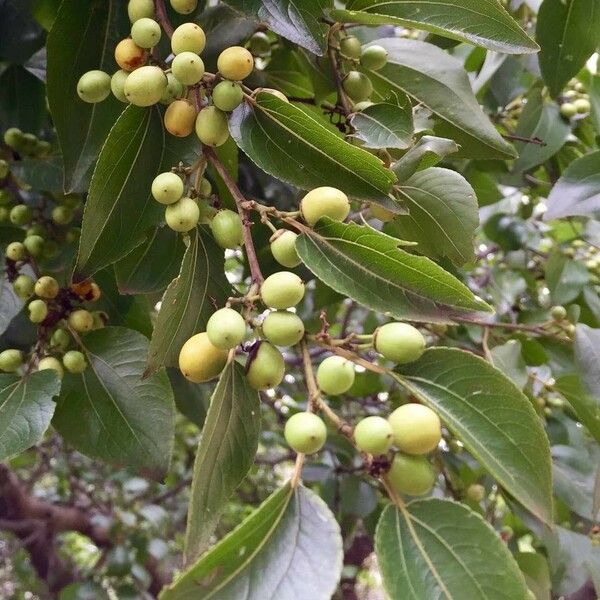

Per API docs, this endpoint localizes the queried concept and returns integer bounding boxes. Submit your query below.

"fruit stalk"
[154,0,174,37]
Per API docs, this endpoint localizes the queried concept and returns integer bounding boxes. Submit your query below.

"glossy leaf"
[375,499,529,599]
[393,348,553,523]
[555,375,600,444]
[332,0,538,54]
[0,371,61,461]
[229,91,398,209]
[184,362,261,563]
[295,218,491,324]
[392,135,459,181]
[146,227,230,376]
[53,327,175,479]
[349,101,413,149]
[163,484,343,600]
[167,368,209,428]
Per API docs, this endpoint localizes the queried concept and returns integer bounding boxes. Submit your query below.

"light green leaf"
[393,347,553,523]
[490,339,528,390]
[515,553,551,600]
[545,252,589,305]
[349,100,414,149]
[392,135,459,181]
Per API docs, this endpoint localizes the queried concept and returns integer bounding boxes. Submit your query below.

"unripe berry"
[574,98,591,114]
[198,177,212,198]
[212,81,244,112]
[172,52,205,85]
[114,38,145,72]
[179,331,227,382]
[270,229,301,267]
[0,159,9,179]
[560,102,576,118]
[170,0,197,14]
[171,22,206,55]
[354,416,393,455]
[206,307,246,349]
[300,186,350,226]
[109,70,128,102]
[128,0,154,22]
[284,412,327,454]
[0,349,23,372]
[248,32,271,57]
[63,350,87,374]
[466,483,486,503]
[209,209,243,249]
[34,276,60,299]
[124,65,167,106]
[4,127,23,149]
[165,197,200,232]
[551,305,567,321]
[160,72,185,104]
[198,201,216,223]
[217,46,254,80]
[370,203,395,222]
[360,45,388,70]
[316,355,355,395]
[245,341,285,390]
[29,299,48,323]
[77,70,111,103]
[131,17,161,49]
[50,328,71,351]
[23,235,44,257]
[195,106,229,147]
[10,204,33,225]
[164,99,197,137]
[262,311,304,346]
[151,172,184,205]
[387,453,435,496]
[388,403,442,455]
[52,205,74,225]
[35,140,51,156]
[13,274,35,299]
[260,271,305,309]
[68,309,94,332]
[374,322,425,364]
[38,356,64,378]
[343,71,373,102]
[339,36,362,60]
[6,242,26,261]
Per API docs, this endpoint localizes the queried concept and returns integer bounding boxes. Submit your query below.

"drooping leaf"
[555,375,600,444]
[0,371,61,461]
[146,227,230,376]
[393,347,553,523]
[392,135,459,181]
[162,484,343,600]
[167,368,209,428]
[53,327,175,479]
[229,91,398,210]
[0,274,23,336]
[536,0,600,97]
[46,0,128,192]
[295,218,491,324]
[490,339,528,390]
[184,362,261,564]
[349,100,414,149]
[375,499,530,599]
[332,0,538,54]
[363,38,516,159]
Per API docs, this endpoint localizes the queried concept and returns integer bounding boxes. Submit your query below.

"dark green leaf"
[184,362,261,563]
[162,485,343,600]
[11,155,64,192]
[515,553,551,600]
[0,65,46,134]
[167,368,209,428]
[146,227,230,375]
[296,219,491,324]
[0,371,60,461]
[53,327,175,479]
[556,374,600,444]
[393,348,553,523]
[0,0,45,63]
[392,135,459,181]
[375,499,529,599]
[349,101,413,149]
[0,274,23,336]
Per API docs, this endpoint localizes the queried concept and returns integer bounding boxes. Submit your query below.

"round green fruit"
[466,483,486,503]
[131,17,161,49]
[354,416,394,455]
[551,305,567,320]
[165,197,200,232]
[34,276,60,299]
[179,331,228,382]
[63,350,87,374]
[360,45,388,70]
[170,0,197,14]
[10,204,33,225]
[68,309,94,333]
[217,46,254,80]
[560,102,577,118]
[374,322,425,364]
[342,71,372,102]
[164,99,197,137]
[38,356,64,379]
[160,72,185,104]
[0,159,9,179]
[387,453,436,496]
[262,311,305,346]
[195,106,229,147]
[209,209,243,249]
[212,81,244,112]
[6,242,26,261]
[245,341,285,390]
[339,36,362,60]
[124,65,167,106]
[151,172,184,205]
[206,307,246,350]
[0,349,23,372]
[260,271,305,309]
[52,205,74,225]
[13,274,35,299]
[316,355,355,395]
[29,299,48,324]
[111,69,129,102]
[171,52,205,85]
[270,229,301,268]
[171,22,206,54]
[77,70,111,103]
[388,403,442,455]
[4,127,23,149]
[50,328,71,351]
[574,98,591,114]
[300,186,350,226]
[284,412,327,454]
[23,235,44,257]
[127,0,154,22]
[248,32,271,57]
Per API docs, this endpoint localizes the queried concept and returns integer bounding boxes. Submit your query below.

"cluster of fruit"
[2,127,51,158]
[559,79,591,119]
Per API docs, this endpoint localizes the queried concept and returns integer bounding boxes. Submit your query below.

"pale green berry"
[212,81,244,112]
[343,71,372,102]
[388,403,441,455]
[38,356,64,379]
[170,0,197,14]
[10,204,33,225]
[339,36,362,60]
[4,127,23,149]
[6,242,26,261]
[131,17,161,49]
[284,412,327,454]
[68,309,94,332]
[300,187,350,226]
[124,65,167,106]
[387,453,435,496]
[574,98,591,114]
[551,305,567,321]
[262,311,304,346]
[128,0,154,22]
[160,72,185,104]
[374,322,425,364]
[195,106,229,147]
[171,22,206,54]
[260,271,305,309]
[217,46,254,80]
[50,328,71,351]
[77,70,111,103]
[466,483,486,503]
[29,299,48,323]
[165,197,199,232]
[270,229,301,268]
[23,235,44,257]
[316,355,355,395]
[246,341,285,390]
[209,209,243,249]
[360,45,388,70]
[111,70,129,102]
[206,307,246,350]
[63,350,87,374]
[560,102,576,118]
[172,52,205,85]
[354,416,394,455]
[0,349,23,372]
[52,205,74,225]
[151,172,184,204]
[13,274,35,299]
[34,276,59,299]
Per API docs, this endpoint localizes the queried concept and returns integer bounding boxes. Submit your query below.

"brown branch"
[327,24,352,114]
[502,133,546,146]
[154,0,174,37]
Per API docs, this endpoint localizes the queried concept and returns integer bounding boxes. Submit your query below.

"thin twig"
[327,23,352,114]
[154,0,174,37]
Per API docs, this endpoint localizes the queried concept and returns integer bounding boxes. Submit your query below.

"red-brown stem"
[154,0,174,37]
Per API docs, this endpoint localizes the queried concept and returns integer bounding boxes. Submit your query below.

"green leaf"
[490,339,528,390]
[11,156,64,193]
[515,553,551,600]
[545,252,589,305]
[332,0,538,54]
[295,219,491,324]
[392,135,459,181]
[184,362,261,563]
[393,347,553,523]
[375,499,529,600]
[47,0,128,192]
[167,368,209,428]
[52,327,175,479]
[388,167,478,265]
[349,100,413,149]
[0,274,23,336]
[74,105,198,280]
[114,227,185,295]
[555,374,600,444]
[146,227,230,376]
[162,484,343,600]
[0,65,46,135]
[536,0,600,97]
[0,0,45,63]
[544,150,600,221]
[0,371,61,461]
[229,91,398,209]
[364,38,516,159]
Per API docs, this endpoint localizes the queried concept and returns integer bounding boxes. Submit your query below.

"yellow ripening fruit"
[300,186,350,226]
[217,46,254,80]
[114,38,145,72]
[38,356,64,379]
[123,65,167,106]
[164,99,197,137]
[128,0,154,22]
[388,403,442,455]
[170,0,197,14]
[171,22,206,55]
[178,331,228,382]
